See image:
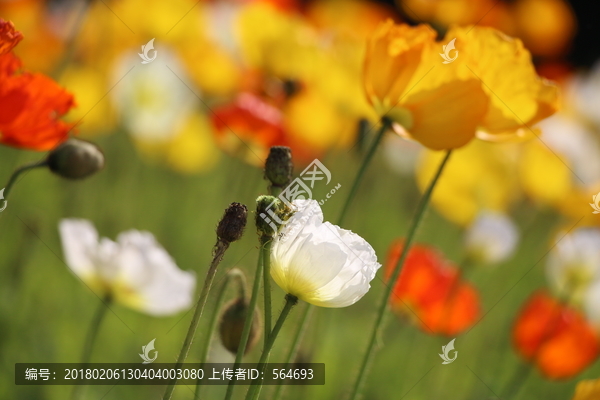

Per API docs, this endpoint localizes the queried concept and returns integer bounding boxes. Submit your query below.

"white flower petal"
[114,230,196,316]
[464,211,519,264]
[271,200,380,308]
[59,219,100,280]
[546,228,600,300]
[59,219,196,316]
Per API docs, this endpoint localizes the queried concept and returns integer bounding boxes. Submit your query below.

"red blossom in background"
[513,291,600,379]
[386,240,481,336]
[210,92,316,166]
[0,18,75,151]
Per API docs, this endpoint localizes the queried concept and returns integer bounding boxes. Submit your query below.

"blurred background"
[1,0,600,399]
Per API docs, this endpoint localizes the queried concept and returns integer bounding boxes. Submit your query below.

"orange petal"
[0,19,23,55]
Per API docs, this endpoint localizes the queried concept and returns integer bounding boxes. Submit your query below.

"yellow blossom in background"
[572,378,600,400]
[135,113,220,174]
[396,0,575,57]
[61,65,117,135]
[417,140,520,226]
[364,20,559,150]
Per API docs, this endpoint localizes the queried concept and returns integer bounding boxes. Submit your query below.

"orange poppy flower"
[211,93,315,166]
[0,19,75,151]
[513,291,600,379]
[386,240,480,335]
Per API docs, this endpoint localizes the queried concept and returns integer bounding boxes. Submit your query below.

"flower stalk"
[338,118,391,226]
[163,203,247,400]
[348,150,452,400]
[2,160,48,202]
[195,268,247,399]
[71,296,111,400]
[224,250,264,400]
[262,237,273,345]
[245,294,299,400]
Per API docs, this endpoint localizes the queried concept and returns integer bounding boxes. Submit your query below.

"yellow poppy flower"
[364,20,559,150]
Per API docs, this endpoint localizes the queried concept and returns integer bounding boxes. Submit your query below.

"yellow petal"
[401,79,489,149]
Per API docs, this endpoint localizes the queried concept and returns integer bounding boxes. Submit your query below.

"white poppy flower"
[464,211,519,264]
[270,200,380,308]
[59,219,196,316]
[546,228,600,304]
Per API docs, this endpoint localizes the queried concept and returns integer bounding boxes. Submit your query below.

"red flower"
[211,93,314,165]
[0,19,22,55]
[0,19,75,151]
[386,240,481,335]
[513,291,599,379]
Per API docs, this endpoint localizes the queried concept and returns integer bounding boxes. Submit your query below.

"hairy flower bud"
[47,138,104,179]
[264,146,292,189]
[217,203,248,244]
[255,195,292,238]
[219,297,261,355]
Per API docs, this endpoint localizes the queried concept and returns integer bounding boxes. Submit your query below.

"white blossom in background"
[270,200,380,308]
[464,211,519,264]
[584,280,600,329]
[110,47,198,142]
[546,228,600,305]
[382,133,424,175]
[59,219,195,316]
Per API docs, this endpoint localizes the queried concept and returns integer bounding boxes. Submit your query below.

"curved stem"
[195,268,247,399]
[272,303,314,400]
[224,250,264,400]
[162,240,230,400]
[2,160,48,202]
[348,150,452,400]
[337,119,391,226]
[71,296,110,400]
[245,294,298,400]
[262,238,273,345]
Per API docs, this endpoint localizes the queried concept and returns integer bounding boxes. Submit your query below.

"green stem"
[2,160,48,202]
[224,250,264,400]
[262,238,273,345]
[162,240,230,400]
[348,150,452,400]
[268,121,392,398]
[71,296,110,400]
[502,362,534,399]
[245,294,298,400]
[195,268,247,399]
[337,119,391,226]
[272,304,314,400]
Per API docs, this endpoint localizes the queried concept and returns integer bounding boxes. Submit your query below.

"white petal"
[464,211,519,264]
[113,230,196,316]
[271,200,381,308]
[546,228,600,297]
[59,219,100,280]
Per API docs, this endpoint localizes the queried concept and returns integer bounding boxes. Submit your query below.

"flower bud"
[47,138,104,179]
[255,195,291,237]
[264,146,292,189]
[219,297,261,355]
[217,203,248,244]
